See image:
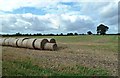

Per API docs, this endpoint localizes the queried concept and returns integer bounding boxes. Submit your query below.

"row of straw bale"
[0,37,57,51]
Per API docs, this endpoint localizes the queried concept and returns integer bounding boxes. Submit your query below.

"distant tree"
[37,33,42,36]
[60,33,63,36]
[50,34,54,36]
[33,34,36,36]
[15,32,22,36]
[70,33,73,35]
[117,33,120,35]
[67,33,74,36]
[78,33,84,35]
[67,33,69,35]
[87,31,92,35]
[97,24,109,35]
[74,33,78,35]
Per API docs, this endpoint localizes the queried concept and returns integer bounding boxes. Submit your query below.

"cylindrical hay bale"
[34,39,48,50]
[26,38,37,49]
[9,38,17,46]
[0,38,7,46]
[17,38,29,47]
[4,38,11,46]
[22,39,29,48]
[0,38,2,46]
[44,43,57,51]
[12,38,19,47]
[47,38,56,43]
[2,38,7,46]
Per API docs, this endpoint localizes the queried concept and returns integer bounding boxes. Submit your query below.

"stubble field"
[2,35,118,76]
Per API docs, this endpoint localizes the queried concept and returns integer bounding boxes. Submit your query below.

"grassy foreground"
[3,60,109,76]
[2,35,118,76]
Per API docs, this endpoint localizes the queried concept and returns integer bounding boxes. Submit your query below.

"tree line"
[1,24,119,36]
[1,32,119,37]
[1,32,88,37]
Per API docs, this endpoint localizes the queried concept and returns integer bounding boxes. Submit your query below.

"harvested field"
[2,35,118,76]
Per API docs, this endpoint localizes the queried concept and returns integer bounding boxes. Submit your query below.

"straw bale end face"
[34,39,48,50]
[12,39,19,47]
[17,38,29,47]
[47,38,56,43]
[52,43,57,51]
[22,39,29,48]
[44,43,57,51]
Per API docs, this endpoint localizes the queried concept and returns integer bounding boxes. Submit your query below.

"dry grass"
[2,35,118,76]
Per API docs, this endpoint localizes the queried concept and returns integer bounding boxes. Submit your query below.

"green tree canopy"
[87,31,92,35]
[97,24,109,35]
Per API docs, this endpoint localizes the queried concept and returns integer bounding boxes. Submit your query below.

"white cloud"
[100,2,118,18]
[79,2,118,33]
[0,1,118,34]
[0,13,95,34]
[0,14,56,33]
[60,14,95,33]
[98,2,118,33]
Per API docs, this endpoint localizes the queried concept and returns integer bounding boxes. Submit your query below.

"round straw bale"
[26,38,37,49]
[12,38,19,47]
[22,39,29,48]
[34,39,48,50]
[2,38,7,46]
[9,38,17,46]
[0,38,7,46]
[4,38,11,46]
[44,43,57,51]
[47,38,56,43]
[0,38,2,46]
[17,38,29,47]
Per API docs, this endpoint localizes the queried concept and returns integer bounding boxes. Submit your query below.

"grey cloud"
[100,3,117,18]
[0,14,57,33]
[60,15,95,33]
[99,2,118,26]
[80,2,118,27]
[106,15,118,25]
[0,13,95,34]
[0,1,118,34]
[82,2,118,34]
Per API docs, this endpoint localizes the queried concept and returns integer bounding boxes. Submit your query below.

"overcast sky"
[0,0,119,34]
